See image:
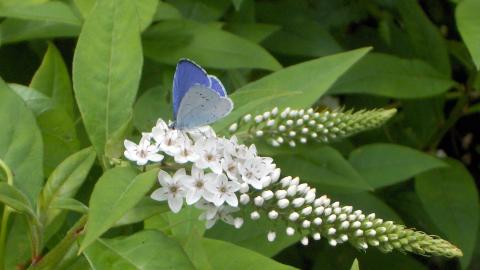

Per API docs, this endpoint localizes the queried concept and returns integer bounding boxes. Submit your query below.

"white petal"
[168,196,184,213]
[150,188,169,201]
[225,193,238,207]
[136,158,148,166]
[124,150,137,161]
[157,170,172,186]
[124,140,137,151]
[186,190,202,205]
[149,153,164,162]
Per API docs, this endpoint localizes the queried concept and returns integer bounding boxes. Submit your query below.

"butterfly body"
[171,59,233,130]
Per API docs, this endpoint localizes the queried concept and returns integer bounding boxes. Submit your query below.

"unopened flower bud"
[267,231,276,242]
[250,211,260,220]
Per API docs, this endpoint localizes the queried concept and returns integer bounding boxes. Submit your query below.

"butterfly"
[171,59,234,130]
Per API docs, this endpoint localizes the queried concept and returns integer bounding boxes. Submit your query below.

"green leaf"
[153,1,182,21]
[0,182,34,216]
[358,249,428,270]
[225,23,280,43]
[133,86,171,132]
[0,78,43,204]
[262,21,342,57]
[73,0,143,156]
[328,53,455,98]
[114,197,169,227]
[84,230,195,270]
[202,238,297,270]
[415,159,479,267]
[73,0,95,17]
[31,43,75,118]
[456,0,480,70]
[215,47,371,131]
[40,147,95,224]
[0,1,81,25]
[135,0,158,31]
[8,83,53,116]
[0,18,80,44]
[349,143,446,189]
[80,168,158,251]
[275,145,371,193]
[396,0,450,75]
[143,19,281,70]
[350,259,360,270]
[50,197,88,214]
[37,107,81,175]
[167,0,230,22]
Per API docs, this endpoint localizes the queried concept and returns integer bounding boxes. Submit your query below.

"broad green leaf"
[275,145,371,193]
[73,0,143,156]
[328,53,455,98]
[143,19,281,70]
[181,229,213,270]
[80,168,158,251]
[133,86,171,132]
[84,230,195,270]
[73,0,95,17]
[415,159,479,267]
[225,22,280,43]
[396,0,450,75]
[215,48,371,131]
[50,197,88,214]
[135,0,158,31]
[5,216,32,269]
[0,0,48,7]
[153,1,182,21]
[456,0,480,70]
[8,83,53,115]
[350,259,360,270]
[262,21,342,57]
[31,43,75,118]
[40,147,95,224]
[167,206,206,242]
[0,18,80,44]
[167,0,230,22]
[349,143,446,189]
[202,238,296,270]
[0,1,81,25]
[114,197,169,227]
[0,182,34,216]
[358,249,428,270]
[0,78,43,204]
[37,107,81,175]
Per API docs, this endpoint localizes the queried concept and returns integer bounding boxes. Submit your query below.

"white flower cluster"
[228,107,396,147]
[124,119,279,229]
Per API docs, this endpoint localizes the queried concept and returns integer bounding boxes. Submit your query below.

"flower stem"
[0,158,14,270]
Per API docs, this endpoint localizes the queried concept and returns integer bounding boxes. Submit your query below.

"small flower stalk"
[124,116,462,258]
[228,107,396,147]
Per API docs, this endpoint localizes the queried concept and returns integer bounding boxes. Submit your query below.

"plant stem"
[0,158,14,270]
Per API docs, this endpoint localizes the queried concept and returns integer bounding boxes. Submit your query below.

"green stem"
[0,158,14,270]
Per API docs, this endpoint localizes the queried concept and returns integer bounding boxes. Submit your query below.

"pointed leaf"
[73,0,142,155]
[0,182,34,216]
[80,168,158,251]
[143,19,281,70]
[0,78,43,204]
[215,48,371,131]
[349,143,446,189]
[0,1,81,25]
[415,159,479,267]
[456,0,480,70]
[84,230,195,270]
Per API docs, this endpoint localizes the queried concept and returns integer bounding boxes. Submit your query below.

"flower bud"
[267,231,276,242]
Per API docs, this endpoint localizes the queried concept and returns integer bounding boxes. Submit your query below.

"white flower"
[197,202,238,229]
[238,157,273,189]
[174,139,199,164]
[124,136,163,166]
[221,154,240,181]
[194,138,222,174]
[151,119,169,145]
[206,173,241,207]
[159,129,184,155]
[184,166,214,205]
[150,169,188,213]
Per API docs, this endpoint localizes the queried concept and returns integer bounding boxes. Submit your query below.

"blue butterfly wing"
[208,75,227,97]
[172,59,210,117]
[174,85,233,130]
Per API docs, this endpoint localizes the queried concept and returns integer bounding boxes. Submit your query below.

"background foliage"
[0,0,479,269]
